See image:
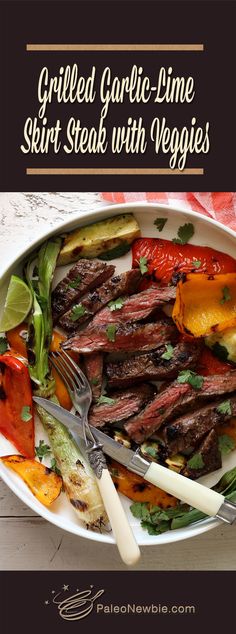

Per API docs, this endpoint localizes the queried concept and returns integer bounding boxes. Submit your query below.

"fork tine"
[54,351,84,392]
[50,355,74,396]
[51,352,81,392]
[61,350,89,390]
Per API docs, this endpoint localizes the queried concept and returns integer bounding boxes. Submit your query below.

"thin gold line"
[26,44,204,52]
[26,168,204,176]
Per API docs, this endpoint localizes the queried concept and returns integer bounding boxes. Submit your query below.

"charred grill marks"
[52,259,115,323]
[59,269,142,332]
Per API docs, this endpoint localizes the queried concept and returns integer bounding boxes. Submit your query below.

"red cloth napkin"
[101,192,236,231]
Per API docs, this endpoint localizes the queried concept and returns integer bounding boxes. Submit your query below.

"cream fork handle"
[96,469,141,566]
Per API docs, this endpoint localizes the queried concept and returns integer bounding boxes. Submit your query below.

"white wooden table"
[0,191,236,571]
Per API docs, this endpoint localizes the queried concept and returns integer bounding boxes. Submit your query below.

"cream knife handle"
[144,462,224,516]
[96,469,140,566]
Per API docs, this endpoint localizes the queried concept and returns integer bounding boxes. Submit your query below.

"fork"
[50,349,140,566]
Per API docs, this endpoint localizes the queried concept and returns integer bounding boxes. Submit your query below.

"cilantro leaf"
[161,344,174,361]
[130,502,151,521]
[187,453,205,470]
[106,324,117,342]
[108,297,125,312]
[35,440,51,462]
[70,303,86,322]
[21,405,32,422]
[216,400,232,416]
[154,217,168,232]
[0,337,8,354]
[172,223,195,245]
[96,395,116,405]
[67,275,81,290]
[138,256,148,275]
[220,286,231,304]
[192,260,202,269]
[90,377,99,386]
[218,434,235,456]
[50,458,61,476]
[177,369,204,390]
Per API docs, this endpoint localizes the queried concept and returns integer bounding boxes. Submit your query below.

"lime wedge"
[0,275,32,332]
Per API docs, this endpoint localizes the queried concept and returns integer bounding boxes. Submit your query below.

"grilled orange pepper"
[173,273,236,337]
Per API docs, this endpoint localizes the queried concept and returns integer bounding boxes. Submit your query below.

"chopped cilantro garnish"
[0,337,8,354]
[67,275,81,290]
[154,218,168,232]
[177,369,204,390]
[106,324,117,342]
[187,453,205,470]
[70,303,86,322]
[130,465,236,536]
[90,377,99,386]
[172,223,195,245]
[161,344,174,361]
[138,256,148,275]
[192,260,202,269]
[35,440,51,462]
[218,434,235,455]
[108,297,125,311]
[216,400,232,416]
[21,405,32,422]
[97,395,116,405]
[220,286,231,304]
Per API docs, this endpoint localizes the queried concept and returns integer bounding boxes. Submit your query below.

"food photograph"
[1,191,236,570]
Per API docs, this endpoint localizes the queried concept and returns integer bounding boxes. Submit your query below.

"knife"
[33,397,236,525]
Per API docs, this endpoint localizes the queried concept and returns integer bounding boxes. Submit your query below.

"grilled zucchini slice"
[58,213,140,265]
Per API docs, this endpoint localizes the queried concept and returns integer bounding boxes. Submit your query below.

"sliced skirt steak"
[52,259,115,323]
[84,353,104,400]
[59,269,142,332]
[106,341,201,388]
[92,285,176,326]
[183,430,222,479]
[164,396,236,454]
[89,384,155,428]
[125,371,236,443]
[63,318,177,355]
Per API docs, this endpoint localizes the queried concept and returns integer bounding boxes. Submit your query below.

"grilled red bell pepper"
[196,346,233,377]
[132,238,236,284]
[0,355,34,458]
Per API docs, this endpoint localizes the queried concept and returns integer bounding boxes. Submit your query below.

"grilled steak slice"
[63,319,177,355]
[183,430,222,479]
[125,371,236,443]
[92,285,176,326]
[84,353,103,400]
[106,341,201,388]
[52,259,115,323]
[164,396,236,454]
[89,384,155,428]
[59,269,142,332]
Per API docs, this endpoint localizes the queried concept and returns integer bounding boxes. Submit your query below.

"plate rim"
[0,200,235,546]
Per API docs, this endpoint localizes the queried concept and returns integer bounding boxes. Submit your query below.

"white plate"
[1,201,236,547]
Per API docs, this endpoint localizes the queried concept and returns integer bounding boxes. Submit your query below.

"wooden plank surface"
[0,191,236,571]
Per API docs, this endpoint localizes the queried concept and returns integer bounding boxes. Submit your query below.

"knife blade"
[33,396,146,475]
[33,396,236,524]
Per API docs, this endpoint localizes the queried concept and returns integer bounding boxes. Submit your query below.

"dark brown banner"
[0,0,235,191]
[1,571,236,631]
